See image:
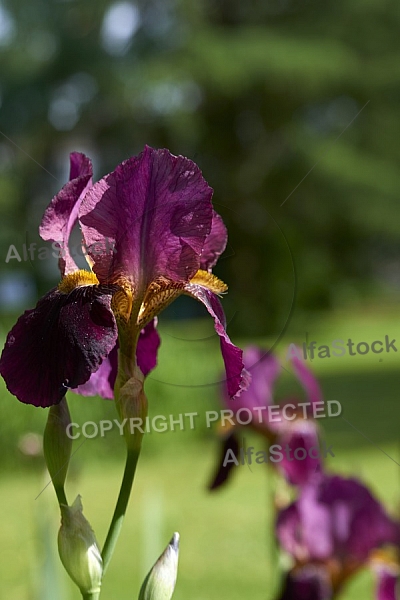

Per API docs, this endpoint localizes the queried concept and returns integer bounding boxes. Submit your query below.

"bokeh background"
[0,0,399,598]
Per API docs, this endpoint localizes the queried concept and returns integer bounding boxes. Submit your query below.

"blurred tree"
[0,0,399,335]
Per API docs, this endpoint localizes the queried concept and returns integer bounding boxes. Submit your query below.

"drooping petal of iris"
[0,147,248,407]
[0,279,118,407]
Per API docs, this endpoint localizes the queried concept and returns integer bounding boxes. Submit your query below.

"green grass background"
[0,308,399,599]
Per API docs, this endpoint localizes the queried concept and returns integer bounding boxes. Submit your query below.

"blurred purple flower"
[209,345,323,489]
[0,147,248,407]
[276,473,400,599]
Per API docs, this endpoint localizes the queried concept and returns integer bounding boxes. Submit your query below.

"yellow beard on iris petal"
[57,270,99,294]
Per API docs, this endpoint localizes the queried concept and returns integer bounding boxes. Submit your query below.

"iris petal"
[290,351,323,407]
[200,211,227,271]
[40,153,93,276]
[0,285,118,407]
[184,284,250,398]
[277,421,321,486]
[277,568,333,600]
[222,346,280,425]
[79,146,213,291]
[74,343,118,400]
[277,474,400,564]
[375,565,399,600]
[208,431,240,491]
[136,318,161,377]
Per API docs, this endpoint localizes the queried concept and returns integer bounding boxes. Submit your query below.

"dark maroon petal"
[277,567,333,600]
[208,431,240,491]
[40,153,93,276]
[185,284,250,398]
[277,421,321,486]
[73,343,118,399]
[136,318,161,376]
[200,210,227,271]
[79,146,213,289]
[0,286,117,407]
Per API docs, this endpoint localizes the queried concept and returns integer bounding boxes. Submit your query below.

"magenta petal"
[186,285,250,398]
[73,343,118,399]
[79,146,213,287]
[40,153,93,276]
[136,318,161,376]
[0,286,118,407]
[374,566,399,600]
[200,210,227,271]
[315,476,400,561]
[276,420,321,486]
[223,346,280,422]
[276,503,305,559]
[290,352,323,406]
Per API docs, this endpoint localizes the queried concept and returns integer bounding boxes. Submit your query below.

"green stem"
[82,592,100,600]
[101,448,141,574]
[54,484,68,506]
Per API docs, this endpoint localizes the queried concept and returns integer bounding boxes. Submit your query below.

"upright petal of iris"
[40,152,93,276]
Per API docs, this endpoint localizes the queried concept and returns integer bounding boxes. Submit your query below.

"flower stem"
[101,448,141,574]
[82,592,100,600]
[54,483,68,506]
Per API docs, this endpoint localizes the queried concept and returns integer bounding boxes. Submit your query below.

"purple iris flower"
[276,473,400,599]
[209,346,323,489]
[0,147,248,407]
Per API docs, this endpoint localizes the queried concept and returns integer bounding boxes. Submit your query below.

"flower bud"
[138,533,180,600]
[58,495,103,596]
[43,397,72,497]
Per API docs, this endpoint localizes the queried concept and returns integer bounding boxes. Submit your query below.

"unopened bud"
[138,533,180,600]
[43,398,72,497]
[58,495,103,596]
